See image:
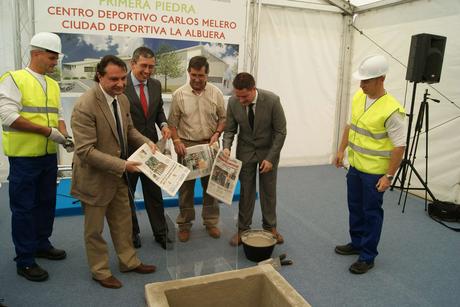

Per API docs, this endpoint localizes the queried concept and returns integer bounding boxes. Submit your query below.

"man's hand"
[376,176,391,192]
[148,142,157,154]
[161,126,171,139]
[334,151,345,168]
[47,127,67,144]
[125,161,142,173]
[222,148,230,158]
[209,132,220,145]
[173,140,186,156]
[259,160,273,174]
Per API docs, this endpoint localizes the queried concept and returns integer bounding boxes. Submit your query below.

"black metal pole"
[392,82,417,191]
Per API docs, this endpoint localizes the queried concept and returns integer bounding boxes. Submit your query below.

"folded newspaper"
[206,150,242,205]
[181,142,220,180]
[128,143,190,196]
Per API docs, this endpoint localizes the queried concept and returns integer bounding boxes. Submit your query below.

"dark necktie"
[112,99,126,159]
[139,83,148,117]
[248,103,255,130]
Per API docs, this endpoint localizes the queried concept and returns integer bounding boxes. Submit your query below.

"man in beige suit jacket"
[71,55,156,289]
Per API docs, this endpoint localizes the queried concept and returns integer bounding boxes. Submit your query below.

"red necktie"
[139,83,148,117]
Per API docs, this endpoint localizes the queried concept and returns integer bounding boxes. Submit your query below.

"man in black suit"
[125,47,171,249]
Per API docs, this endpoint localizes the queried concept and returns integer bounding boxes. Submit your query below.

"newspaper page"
[181,142,220,180]
[206,150,242,205]
[156,138,172,159]
[128,143,190,196]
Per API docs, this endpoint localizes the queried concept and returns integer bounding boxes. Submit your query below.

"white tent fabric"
[351,0,460,202]
[0,0,459,203]
[0,1,16,181]
[256,5,343,166]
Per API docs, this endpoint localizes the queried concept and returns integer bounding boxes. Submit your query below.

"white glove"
[47,127,66,144]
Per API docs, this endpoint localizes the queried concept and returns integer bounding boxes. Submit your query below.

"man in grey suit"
[71,55,156,289]
[222,72,287,246]
[125,47,171,249]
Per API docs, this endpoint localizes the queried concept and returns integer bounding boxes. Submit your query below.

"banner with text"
[34,0,246,94]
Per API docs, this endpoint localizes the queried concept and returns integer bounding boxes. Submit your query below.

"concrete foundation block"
[145,264,310,307]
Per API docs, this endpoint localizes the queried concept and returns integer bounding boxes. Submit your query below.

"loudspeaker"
[406,33,446,84]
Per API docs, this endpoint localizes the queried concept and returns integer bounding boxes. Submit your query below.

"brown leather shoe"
[206,226,221,239]
[229,232,242,246]
[178,229,190,242]
[270,228,284,244]
[93,276,122,289]
[130,263,156,274]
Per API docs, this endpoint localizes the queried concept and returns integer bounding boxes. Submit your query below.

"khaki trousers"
[176,139,220,230]
[176,175,220,230]
[82,178,141,280]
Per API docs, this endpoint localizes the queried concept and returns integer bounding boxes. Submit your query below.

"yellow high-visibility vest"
[348,89,405,174]
[1,69,60,157]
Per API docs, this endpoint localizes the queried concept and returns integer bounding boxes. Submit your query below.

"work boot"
[17,264,49,282]
[349,260,374,274]
[335,243,360,255]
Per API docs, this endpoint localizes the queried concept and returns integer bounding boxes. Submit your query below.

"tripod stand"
[391,84,438,212]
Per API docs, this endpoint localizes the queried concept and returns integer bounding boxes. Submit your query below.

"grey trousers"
[238,160,278,231]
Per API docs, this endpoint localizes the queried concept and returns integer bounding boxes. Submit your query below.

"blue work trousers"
[8,154,58,268]
[347,166,385,263]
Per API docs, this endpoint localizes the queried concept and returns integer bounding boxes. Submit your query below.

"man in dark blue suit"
[125,47,171,249]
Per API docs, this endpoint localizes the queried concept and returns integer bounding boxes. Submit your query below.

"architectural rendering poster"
[34,0,246,95]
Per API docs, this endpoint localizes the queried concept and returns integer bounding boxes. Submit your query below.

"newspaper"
[181,142,220,180]
[206,150,242,205]
[128,143,190,196]
[156,138,172,159]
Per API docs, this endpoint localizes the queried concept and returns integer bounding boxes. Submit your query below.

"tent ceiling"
[350,0,381,5]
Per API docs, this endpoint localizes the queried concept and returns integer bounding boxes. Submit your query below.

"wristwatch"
[385,174,394,181]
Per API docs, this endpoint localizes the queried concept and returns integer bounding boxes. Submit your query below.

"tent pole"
[332,14,354,154]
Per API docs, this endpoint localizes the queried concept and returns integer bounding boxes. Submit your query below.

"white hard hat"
[30,32,62,54]
[353,55,388,80]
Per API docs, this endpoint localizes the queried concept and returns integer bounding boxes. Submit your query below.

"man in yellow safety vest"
[334,55,406,274]
[0,32,71,282]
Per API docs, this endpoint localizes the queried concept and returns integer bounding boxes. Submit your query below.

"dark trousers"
[127,172,167,239]
[8,154,57,268]
[347,166,384,263]
[238,160,278,231]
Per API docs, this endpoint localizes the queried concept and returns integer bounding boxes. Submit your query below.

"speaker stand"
[391,85,437,212]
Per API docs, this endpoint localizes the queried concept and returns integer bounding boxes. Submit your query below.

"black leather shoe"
[17,264,49,282]
[36,247,67,260]
[133,234,141,248]
[155,236,172,250]
[335,243,360,255]
[349,260,374,274]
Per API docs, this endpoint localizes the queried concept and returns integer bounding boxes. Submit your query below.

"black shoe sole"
[17,270,49,282]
